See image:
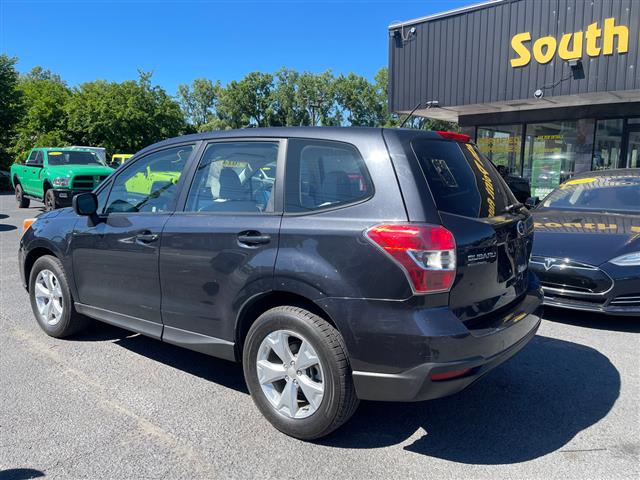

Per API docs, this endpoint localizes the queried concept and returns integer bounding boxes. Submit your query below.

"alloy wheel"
[34,269,64,326]
[256,330,325,419]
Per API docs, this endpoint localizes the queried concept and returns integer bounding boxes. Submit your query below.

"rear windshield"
[412,139,516,218]
[47,150,106,166]
[539,175,640,214]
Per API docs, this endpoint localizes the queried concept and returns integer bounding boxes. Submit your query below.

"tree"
[335,72,384,127]
[11,66,72,163]
[0,54,24,169]
[177,78,222,129]
[217,72,275,128]
[66,71,187,156]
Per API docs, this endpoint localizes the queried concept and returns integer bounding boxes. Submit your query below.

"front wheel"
[44,189,57,211]
[243,306,359,440]
[29,255,90,338]
[15,183,30,208]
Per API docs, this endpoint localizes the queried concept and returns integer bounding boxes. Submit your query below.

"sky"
[0,0,472,95]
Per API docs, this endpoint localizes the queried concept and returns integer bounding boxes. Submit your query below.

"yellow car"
[111,154,133,167]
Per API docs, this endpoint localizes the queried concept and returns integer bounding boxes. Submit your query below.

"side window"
[95,181,111,214]
[35,151,44,165]
[25,151,37,164]
[104,145,193,214]
[185,141,279,213]
[285,139,372,212]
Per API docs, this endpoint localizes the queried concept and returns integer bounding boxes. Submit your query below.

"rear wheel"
[243,306,359,440]
[15,183,30,208]
[44,189,57,211]
[29,255,89,338]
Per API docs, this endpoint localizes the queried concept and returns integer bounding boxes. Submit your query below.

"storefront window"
[523,120,594,199]
[476,125,522,176]
[593,119,623,170]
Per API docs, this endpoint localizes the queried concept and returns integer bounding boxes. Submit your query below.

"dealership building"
[388,0,639,198]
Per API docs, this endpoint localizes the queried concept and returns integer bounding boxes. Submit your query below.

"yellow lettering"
[545,222,562,228]
[585,22,602,56]
[603,17,629,55]
[510,32,532,67]
[533,36,557,64]
[632,226,640,233]
[562,223,583,228]
[534,222,545,228]
[558,31,583,60]
[597,223,617,231]
[583,223,596,229]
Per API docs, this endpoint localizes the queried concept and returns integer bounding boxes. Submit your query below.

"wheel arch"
[235,291,337,358]
[24,247,59,292]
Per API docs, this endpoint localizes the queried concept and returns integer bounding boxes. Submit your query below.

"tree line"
[0,53,456,170]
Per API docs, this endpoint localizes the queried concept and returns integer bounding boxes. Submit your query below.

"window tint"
[285,139,372,212]
[540,175,640,214]
[104,145,193,214]
[412,139,515,218]
[185,141,278,213]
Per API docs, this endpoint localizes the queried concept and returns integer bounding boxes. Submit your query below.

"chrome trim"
[388,0,503,29]
[541,280,614,297]
[530,256,599,271]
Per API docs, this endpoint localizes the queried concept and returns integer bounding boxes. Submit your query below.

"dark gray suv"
[19,127,543,439]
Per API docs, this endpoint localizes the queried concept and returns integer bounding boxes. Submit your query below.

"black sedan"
[530,169,640,316]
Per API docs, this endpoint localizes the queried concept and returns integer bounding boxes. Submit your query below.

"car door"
[159,139,284,359]
[71,143,196,338]
[23,150,43,195]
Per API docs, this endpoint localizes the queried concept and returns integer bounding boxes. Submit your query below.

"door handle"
[237,231,271,246]
[135,232,159,243]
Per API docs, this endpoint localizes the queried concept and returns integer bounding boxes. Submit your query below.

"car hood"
[532,209,640,265]
[47,165,114,178]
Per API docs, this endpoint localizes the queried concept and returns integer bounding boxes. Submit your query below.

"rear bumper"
[352,317,539,401]
[319,279,543,402]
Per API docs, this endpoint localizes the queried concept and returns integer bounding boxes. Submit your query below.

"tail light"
[365,223,456,294]
[436,131,471,143]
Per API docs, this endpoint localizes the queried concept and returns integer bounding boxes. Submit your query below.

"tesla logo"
[544,258,556,270]
[516,221,525,237]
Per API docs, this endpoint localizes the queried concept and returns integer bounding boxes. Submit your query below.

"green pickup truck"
[11,147,114,210]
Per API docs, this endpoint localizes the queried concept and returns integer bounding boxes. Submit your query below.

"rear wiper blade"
[503,202,524,213]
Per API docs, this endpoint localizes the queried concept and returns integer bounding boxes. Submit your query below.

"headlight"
[610,252,640,266]
[52,177,70,187]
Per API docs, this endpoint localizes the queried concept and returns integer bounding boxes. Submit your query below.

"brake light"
[437,131,471,143]
[431,368,472,381]
[365,224,456,294]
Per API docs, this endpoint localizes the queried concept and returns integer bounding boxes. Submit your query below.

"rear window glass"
[47,150,106,166]
[411,139,515,218]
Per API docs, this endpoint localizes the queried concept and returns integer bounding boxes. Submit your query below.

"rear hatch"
[409,136,533,323]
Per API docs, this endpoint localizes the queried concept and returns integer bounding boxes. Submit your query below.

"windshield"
[539,175,640,214]
[412,139,517,218]
[47,151,107,166]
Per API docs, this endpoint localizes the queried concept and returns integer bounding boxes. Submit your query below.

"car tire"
[243,306,359,440]
[15,183,30,208]
[29,255,90,338]
[44,189,57,211]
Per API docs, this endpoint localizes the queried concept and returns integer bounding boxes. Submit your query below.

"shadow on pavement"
[320,335,619,464]
[0,468,45,479]
[544,306,640,333]
[72,321,248,394]
[0,224,17,232]
[71,323,619,463]
[0,213,8,220]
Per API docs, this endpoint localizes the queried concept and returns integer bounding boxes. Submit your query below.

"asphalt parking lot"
[0,191,638,480]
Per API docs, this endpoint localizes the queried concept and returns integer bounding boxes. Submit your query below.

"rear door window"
[285,139,373,212]
[411,139,515,218]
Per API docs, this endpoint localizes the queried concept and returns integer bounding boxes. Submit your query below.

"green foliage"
[1,62,458,169]
[177,78,221,128]
[10,67,72,164]
[65,71,186,156]
[0,54,24,169]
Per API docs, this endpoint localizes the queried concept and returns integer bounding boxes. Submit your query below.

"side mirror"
[73,192,98,216]
[525,196,540,208]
